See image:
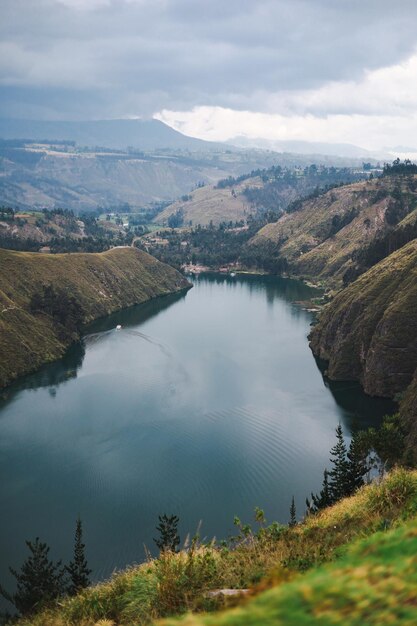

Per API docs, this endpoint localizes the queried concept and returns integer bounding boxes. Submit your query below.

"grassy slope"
[309,239,417,399]
[0,247,189,387]
[249,177,417,286]
[14,469,417,626]
[164,518,417,626]
[155,178,263,227]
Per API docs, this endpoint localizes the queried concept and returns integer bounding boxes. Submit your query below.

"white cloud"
[55,0,111,9]
[155,53,417,150]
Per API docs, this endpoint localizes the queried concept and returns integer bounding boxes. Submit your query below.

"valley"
[1,127,417,626]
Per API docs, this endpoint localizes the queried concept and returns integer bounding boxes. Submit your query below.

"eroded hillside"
[155,166,367,227]
[249,176,417,286]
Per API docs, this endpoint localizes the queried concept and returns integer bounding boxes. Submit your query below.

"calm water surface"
[0,274,394,599]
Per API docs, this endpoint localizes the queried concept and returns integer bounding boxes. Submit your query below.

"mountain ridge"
[0,118,223,151]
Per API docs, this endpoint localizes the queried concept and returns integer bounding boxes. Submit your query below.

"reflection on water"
[0,274,395,609]
[0,343,86,412]
[0,291,187,413]
[314,356,397,431]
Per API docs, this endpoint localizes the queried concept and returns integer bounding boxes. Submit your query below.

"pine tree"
[310,468,333,512]
[66,518,91,596]
[154,514,180,553]
[0,538,65,615]
[328,424,350,501]
[346,431,368,494]
[288,496,297,527]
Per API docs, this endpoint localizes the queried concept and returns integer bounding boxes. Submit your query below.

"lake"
[0,274,395,601]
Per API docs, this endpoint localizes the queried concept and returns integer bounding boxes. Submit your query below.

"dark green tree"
[66,518,91,596]
[288,496,297,527]
[310,468,333,512]
[346,431,369,492]
[0,538,65,615]
[328,424,350,501]
[154,514,180,553]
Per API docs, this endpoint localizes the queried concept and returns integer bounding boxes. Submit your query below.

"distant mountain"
[0,118,222,151]
[229,136,386,159]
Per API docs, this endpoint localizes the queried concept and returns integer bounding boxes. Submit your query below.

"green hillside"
[0,247,189,387]
[309,238,417,393]
[11,468,417,626]
[249,176,417,286]
[309,239,417,401]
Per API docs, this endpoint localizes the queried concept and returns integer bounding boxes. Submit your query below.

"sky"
[2,0,417,150]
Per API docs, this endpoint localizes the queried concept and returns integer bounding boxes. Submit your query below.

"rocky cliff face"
[309,240,417,400]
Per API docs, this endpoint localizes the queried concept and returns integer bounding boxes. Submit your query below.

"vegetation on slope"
[0,247,189,387]
[249,175,417,286]
[163,512,417,626]
[156,165,368,227]
[0,207,134,253]
[10,468,417,626]
[309,239,417,450]
[309,239,417,394]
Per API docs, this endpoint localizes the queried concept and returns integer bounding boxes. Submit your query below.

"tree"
[66,518,91,596]
[309,469,333,513]
[288,496,297,527]
[328,424,350,501]
[0,538,65,615]
[346,431,368,492]
[154,514,180,553]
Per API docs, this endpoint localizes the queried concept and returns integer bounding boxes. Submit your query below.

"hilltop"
[0,247,189,387]
[249,175,417,286]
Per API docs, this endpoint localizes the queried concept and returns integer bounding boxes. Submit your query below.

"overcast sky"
[2,0,417,149]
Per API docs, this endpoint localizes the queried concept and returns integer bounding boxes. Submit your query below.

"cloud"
[155,51,417,150]
[1,0,417,148]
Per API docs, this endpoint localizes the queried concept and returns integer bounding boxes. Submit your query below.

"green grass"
[164,519,417,626]
[12,469,417,626]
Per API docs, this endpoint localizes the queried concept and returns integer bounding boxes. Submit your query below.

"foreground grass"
[164,518,417,626]
[13,469,417,626]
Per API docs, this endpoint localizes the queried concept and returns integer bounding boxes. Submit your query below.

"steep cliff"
[309,240,417,401]
[0,247,190,387]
